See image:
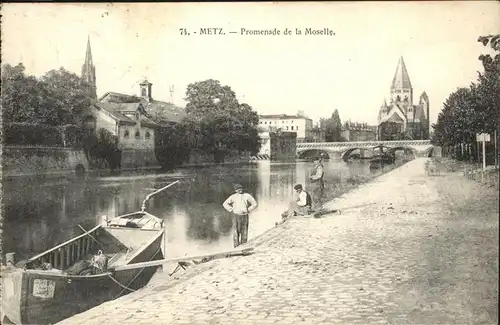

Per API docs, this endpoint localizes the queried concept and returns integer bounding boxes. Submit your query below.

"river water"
[2,158,401,261]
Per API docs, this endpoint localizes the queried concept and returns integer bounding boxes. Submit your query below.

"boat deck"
[105,228,161,266]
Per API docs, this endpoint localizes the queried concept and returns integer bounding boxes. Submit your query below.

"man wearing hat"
[281,184,313,219]
[222,183,258,247]
[310,157,325,190]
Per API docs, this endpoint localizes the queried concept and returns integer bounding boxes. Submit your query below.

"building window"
[296,126,299,130]
[124,130,130,138]
[286,126,289,130]
[135,130,141,139]
[145,131,151,139]
[291,126,294,130]
[396,95,401,101]
[141,88,147,97]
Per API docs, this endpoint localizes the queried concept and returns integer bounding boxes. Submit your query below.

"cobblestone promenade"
[58,158,499,325]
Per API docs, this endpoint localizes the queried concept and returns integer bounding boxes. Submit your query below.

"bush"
[84,128,121,170]
[62,124,87,148]
[3,122,64,146]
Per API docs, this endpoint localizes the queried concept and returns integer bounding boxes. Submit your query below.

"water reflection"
[3,158,391,261]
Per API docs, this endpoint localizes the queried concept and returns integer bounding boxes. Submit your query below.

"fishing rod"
[140,180,180,212]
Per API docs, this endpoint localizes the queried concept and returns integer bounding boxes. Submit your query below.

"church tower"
[390,56,413,115]
[81,36,97,99]
[139,79,153,102]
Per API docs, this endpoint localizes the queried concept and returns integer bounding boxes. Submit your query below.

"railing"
[297,140,432,149]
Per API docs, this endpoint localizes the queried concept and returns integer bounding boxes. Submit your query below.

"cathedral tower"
[390,56,413,114]
[81,36,97,99]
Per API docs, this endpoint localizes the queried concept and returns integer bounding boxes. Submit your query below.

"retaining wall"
[2,146,89,177]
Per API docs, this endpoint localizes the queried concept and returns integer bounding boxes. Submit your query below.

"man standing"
[310,157,325,190]
[223,184,258,247]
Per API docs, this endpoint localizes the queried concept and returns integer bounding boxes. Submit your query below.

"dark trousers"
[232,214,249,247]
[319,178,325,190]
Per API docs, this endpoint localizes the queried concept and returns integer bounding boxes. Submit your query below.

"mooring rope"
[112,246,163,298]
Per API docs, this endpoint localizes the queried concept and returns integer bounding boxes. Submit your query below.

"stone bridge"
[296,140,434,160]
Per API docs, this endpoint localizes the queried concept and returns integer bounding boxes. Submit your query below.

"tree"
[431,34,500,162]
[40,68,95,125]
[2,63,48,124]
[84,128,121,170]
[1,64,94,126]
[183,80,261,159]
[330,109,342,141]
[321,109,343,142]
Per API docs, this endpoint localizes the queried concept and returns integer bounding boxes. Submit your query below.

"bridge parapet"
[296,140,434,158]
[297,140,431,149]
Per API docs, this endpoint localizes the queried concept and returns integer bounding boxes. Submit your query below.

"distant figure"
[310,157,325,190]
[281,184,313,219]
[223,184,258,247]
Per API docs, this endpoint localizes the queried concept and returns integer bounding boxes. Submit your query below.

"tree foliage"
[1,63,94,126]
[431,34,500,162]
[184,79,261,157]
[319,109,343,142]
[83,128,121,170]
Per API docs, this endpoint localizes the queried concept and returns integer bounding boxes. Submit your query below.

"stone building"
[341,121,377,142]
[269,131,297,161]
[259,114,313,143]
[79,38,185,168]
[257,127,297,161]
[377,57,430,140]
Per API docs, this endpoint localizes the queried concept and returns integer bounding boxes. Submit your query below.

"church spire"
[81,36,97,99]
[85,36,93,66]
[391,56,412,89]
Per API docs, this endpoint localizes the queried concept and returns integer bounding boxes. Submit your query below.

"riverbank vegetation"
[155,79,261,167]
[431,34,499,165]
[1,64,121,170]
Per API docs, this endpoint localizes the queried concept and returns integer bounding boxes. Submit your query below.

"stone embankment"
[57,158,499,325]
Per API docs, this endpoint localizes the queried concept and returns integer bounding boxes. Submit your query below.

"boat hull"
[2,230,164,325]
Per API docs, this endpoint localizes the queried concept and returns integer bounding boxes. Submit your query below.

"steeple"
[81,36,97,99]
[391,56,412,89]
[389,56,413,115]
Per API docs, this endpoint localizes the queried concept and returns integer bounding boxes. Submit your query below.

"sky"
[2,2,499,126]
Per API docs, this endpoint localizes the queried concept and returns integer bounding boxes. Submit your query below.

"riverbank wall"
[56,157,499,325]
[1,145,254,178]
[2,146,89,178]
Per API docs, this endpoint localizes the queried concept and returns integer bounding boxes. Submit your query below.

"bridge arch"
[341,148,374,162]
[297,149,333,159]
[386,146,416,156]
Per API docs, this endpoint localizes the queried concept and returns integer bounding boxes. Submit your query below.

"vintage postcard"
[1,2,499,325]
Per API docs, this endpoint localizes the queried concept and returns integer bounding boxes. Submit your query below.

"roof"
[391,56,412,89]
[259,114,311,120]
[99,92,186,124]
[378,103,408,125]
[95,102,160,128]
